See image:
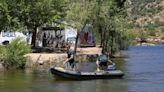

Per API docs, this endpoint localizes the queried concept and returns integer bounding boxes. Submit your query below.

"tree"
[20,0,66,46]
[66,0,133,57]
[0,0,25,31]
[65,0,93,55]
[0,0,134,57]
[90,0,131,56]
[0,0,66,46]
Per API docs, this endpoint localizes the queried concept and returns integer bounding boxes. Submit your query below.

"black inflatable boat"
[50,67,124,80]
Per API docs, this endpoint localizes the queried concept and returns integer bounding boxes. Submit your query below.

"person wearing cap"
[96,50,115,71]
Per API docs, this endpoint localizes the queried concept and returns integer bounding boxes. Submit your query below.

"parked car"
[0,31,28,45]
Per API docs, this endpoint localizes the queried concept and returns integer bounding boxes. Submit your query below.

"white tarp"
[64,27,77,44]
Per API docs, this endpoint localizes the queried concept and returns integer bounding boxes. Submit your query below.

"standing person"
[96,50,115,71]
[63,44,76,70]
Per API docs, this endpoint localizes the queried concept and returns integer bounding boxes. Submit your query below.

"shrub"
[0,37,31,69]
[161,37,164,40]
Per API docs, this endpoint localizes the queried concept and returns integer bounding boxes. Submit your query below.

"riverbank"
[25,47,101,69]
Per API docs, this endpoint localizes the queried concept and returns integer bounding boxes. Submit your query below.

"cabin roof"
[42,27,64,31]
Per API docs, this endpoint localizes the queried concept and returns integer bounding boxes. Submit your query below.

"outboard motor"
[107,63,116,71]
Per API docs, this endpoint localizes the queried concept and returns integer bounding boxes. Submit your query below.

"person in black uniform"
[63,44,75,70]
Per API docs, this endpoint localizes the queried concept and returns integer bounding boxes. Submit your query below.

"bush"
[0,37,31,69]
[148,30,156,36]
[161,37,164,40]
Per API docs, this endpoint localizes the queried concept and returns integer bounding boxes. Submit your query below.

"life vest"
[67,49,75,64]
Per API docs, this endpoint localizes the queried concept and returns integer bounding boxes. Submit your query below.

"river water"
[0,45,164,92]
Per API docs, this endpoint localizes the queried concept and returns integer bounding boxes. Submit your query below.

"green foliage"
[21,0,65,29]
[0,0,66,46]
[93,0,132,54]
[0,0,134,56]
[0,0,26,31]
[0,0,66,31]
[0,38,31,69]
[148,30,156,36]
[145,21,164,31]
[66,0,91,30]
[161,37,164,40]
[137,30,148,41]
[65,0,133,55]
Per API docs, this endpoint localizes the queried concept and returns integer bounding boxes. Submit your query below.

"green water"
[1,45,164,92]
[0,69,126,92]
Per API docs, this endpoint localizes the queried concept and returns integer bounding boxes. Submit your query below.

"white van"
[0,32,28,45]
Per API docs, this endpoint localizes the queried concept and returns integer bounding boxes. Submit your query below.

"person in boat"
[96,50,115,71]
[63,44,76,70]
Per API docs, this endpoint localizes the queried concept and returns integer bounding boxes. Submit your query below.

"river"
[0,45,164,92]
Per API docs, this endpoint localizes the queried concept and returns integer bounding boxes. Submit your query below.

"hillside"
[127,0,164,44]
[127,0,164,29]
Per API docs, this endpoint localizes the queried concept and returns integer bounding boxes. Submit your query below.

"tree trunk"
[100,27,103,47]
[31,27,37,47]
[74,32,79,55]
[102,30,107,54]
[110,32,114,57]
[42,32,47,47]
[74,21,87,56]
